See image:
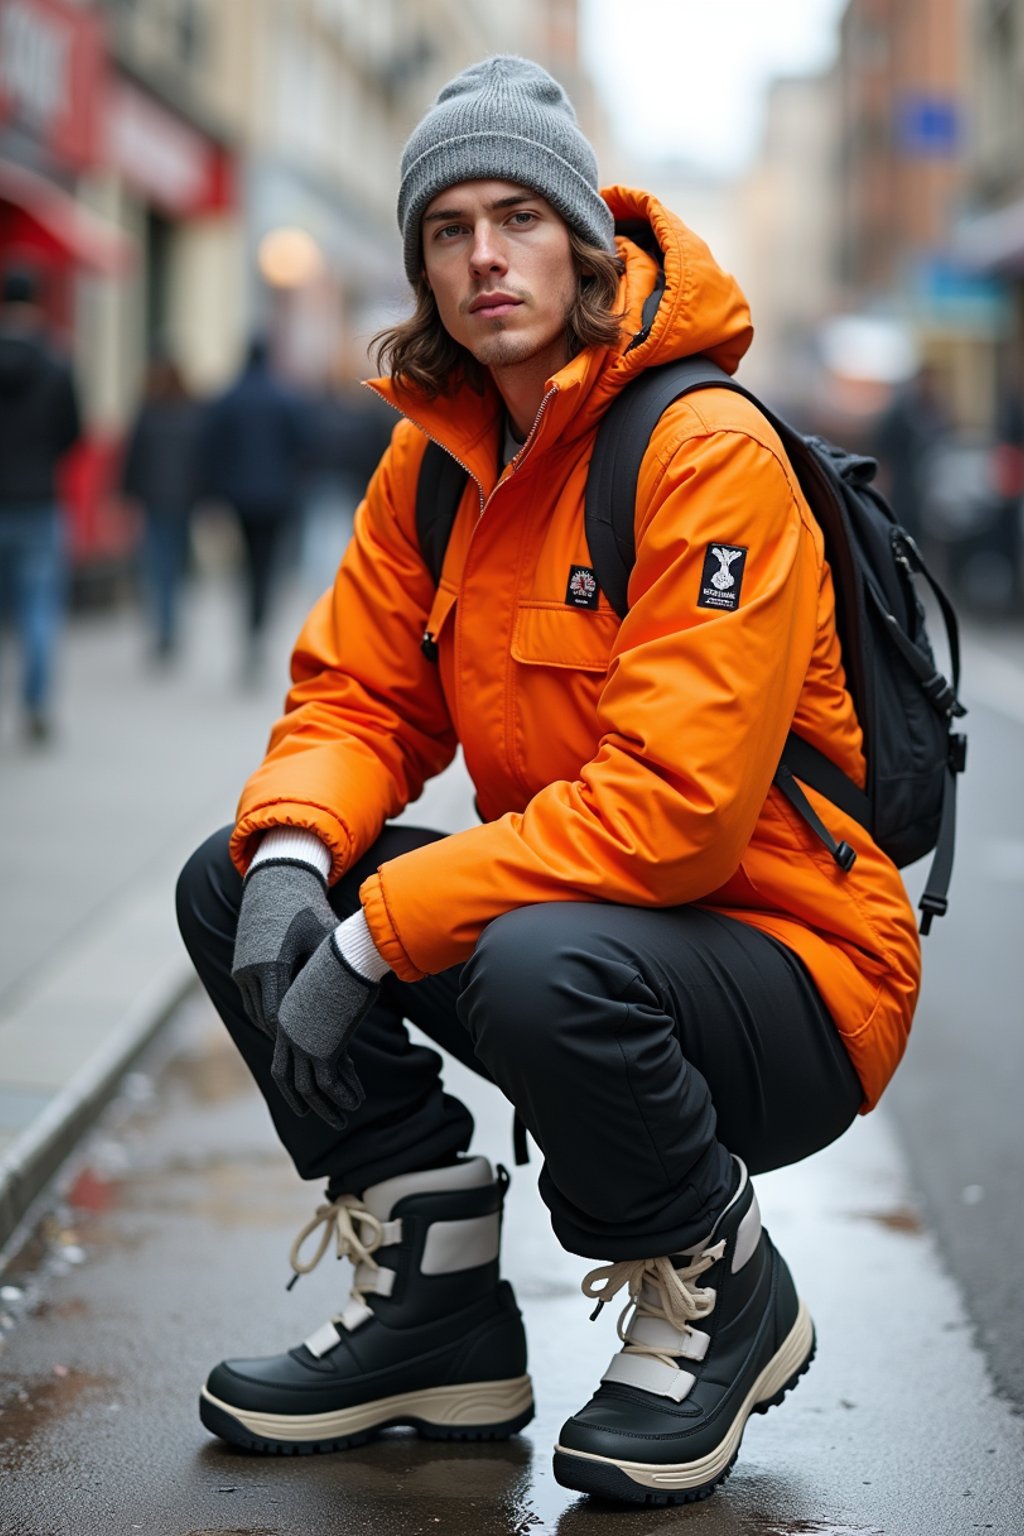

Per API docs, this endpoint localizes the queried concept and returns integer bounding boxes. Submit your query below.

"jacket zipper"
[486,386,559,799]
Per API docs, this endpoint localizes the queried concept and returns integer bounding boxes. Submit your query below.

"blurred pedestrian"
[200,336,310,681]
[178,56,920,1507]
[0,267,81,744]
[872,362,951,545]
[299,370,394,596]
[121,354,203,663]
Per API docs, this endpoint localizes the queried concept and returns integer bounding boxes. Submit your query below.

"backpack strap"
[416,439,468,587]
[585,358,741,618]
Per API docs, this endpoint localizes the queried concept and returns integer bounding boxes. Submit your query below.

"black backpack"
[415,356,967,932]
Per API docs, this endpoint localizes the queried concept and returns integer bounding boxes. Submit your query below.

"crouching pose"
[177,55,920,1506]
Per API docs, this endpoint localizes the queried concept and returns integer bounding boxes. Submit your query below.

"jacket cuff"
[358,872,425,982]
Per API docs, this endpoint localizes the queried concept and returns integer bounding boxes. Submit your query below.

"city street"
[0,585,1022,1534]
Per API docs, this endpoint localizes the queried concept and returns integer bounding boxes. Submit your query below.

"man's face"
[421,179,577,381]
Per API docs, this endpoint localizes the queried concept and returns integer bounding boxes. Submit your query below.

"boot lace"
[581,1241,725,1369]
[286,1196,385,1301]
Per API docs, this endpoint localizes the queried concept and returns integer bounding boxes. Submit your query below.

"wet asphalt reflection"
[0,990,1020,1536]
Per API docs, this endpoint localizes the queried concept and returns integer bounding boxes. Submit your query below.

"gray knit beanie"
[398,55,616,284]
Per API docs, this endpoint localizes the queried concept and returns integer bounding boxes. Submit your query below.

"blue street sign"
[896,95,961,157]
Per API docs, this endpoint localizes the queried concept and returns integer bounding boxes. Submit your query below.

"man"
[200,336,310,681]
[0,267,81,742]
[177,57,920,1506]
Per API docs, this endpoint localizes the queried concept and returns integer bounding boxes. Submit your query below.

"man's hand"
[272,935,378,1127]
[231,862,337,1037]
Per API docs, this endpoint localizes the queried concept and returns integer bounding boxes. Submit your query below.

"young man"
[177,56,920,1505]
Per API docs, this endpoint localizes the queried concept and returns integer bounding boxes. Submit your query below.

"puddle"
[750,1524,884,1536]
[849,1205,923,1235]
[163,1045,256,1106]
[0,1367,118,1467]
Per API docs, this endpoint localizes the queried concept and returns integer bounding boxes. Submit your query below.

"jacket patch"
[698,543,748,611]
[565,564,600,609]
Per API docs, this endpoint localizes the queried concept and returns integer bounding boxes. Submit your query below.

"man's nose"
[469,223,507,276]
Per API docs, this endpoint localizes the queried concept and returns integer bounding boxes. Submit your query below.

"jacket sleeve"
[230,423,458,878]
[360,425,822,980]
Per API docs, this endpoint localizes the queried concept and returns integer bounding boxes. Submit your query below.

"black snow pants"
[176,824,863,1261]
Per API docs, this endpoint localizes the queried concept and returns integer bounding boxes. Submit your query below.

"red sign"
[0,0,105,169]
[105,76,234,218]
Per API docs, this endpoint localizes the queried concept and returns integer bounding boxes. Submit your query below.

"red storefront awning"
[0,157,134,273]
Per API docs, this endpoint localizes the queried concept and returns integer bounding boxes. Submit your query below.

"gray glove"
[231,861,338,1038]
[272,934,378,1128]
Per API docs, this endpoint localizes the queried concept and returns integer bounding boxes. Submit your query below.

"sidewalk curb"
[0,959,196,1255]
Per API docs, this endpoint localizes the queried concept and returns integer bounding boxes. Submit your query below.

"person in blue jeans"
[121,354,203,662]
[0,268,81,742]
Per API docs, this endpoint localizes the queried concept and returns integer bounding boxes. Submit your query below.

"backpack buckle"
[833,840,858,873]
[949,732,967,774]
[918,891,948,935]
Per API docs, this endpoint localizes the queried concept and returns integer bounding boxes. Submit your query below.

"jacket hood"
[603,184,752,378]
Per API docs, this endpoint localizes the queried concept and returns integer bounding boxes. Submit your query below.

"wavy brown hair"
[373,230,626,397]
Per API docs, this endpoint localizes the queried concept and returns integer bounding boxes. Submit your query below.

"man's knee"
[459,904,636,1068]
[175,825,240,958]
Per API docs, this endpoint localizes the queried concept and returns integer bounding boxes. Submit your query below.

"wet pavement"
[0,991,1021,1536]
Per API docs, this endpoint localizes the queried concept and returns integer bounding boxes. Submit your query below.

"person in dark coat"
[872,363,950,545]
[0,267,81,742]
[122,354,203,661]
[200,337,311,679]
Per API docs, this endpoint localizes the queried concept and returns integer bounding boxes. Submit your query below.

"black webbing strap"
[918,737,966,933]
[416,439,468,587]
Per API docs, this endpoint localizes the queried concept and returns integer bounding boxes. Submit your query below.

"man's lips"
[468,294,523,317]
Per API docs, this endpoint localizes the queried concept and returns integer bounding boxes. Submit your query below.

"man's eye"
[509,211,536,226]
[437,224,464,240]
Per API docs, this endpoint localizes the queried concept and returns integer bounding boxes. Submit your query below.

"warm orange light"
[257,227,323,288]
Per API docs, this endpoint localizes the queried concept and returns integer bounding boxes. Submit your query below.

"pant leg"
[10,505,65,715]
[236,513,281,637]
[459,901,863,1261]
[175,825,476,1194]
[142,512,187,652]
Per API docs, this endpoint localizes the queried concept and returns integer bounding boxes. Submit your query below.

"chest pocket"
[511,602,620,671]
[509,602,620,791]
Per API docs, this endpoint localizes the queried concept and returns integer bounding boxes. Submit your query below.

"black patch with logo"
[565,564,600,610]
[697,543,748,611]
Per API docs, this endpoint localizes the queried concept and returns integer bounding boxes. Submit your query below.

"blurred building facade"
[833,0,999,431]
[736,71,840,414]
[958,0,1024,409]
[0,0,598,591]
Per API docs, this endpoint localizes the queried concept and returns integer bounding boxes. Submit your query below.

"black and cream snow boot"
[553,1158,814,1505]
[200,1156,533,1452]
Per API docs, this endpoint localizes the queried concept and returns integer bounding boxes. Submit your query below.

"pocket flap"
[511,602,619,672]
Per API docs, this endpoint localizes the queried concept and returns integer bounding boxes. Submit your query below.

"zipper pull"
[421,630,439,663]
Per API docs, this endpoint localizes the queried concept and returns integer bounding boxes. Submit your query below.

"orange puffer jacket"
[232,185,921,1112]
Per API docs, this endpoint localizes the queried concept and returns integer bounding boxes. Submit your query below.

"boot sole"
[199,1373,535,1454]
[553,1298,815,1506]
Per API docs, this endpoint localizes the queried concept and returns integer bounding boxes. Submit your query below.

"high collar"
[366,185,754,498]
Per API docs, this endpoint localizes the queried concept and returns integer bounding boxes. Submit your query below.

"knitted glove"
[231,862,338,1038]
[272,933,378,1128]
